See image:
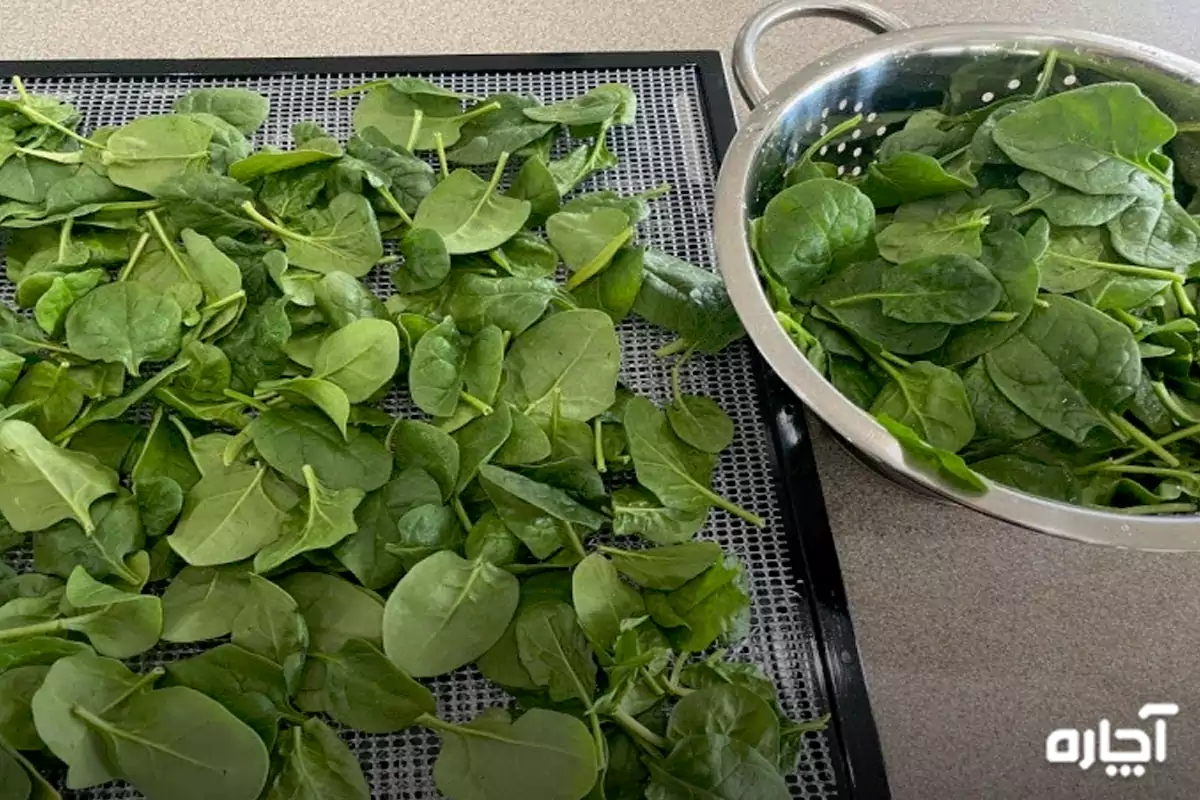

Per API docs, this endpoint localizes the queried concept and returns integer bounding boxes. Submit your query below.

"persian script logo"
[1045,703,1180,779]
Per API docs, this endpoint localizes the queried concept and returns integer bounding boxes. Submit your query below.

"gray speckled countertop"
[6,2,1200,797]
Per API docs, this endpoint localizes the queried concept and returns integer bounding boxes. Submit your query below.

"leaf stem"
[796,114,864,169]
[0,617,66,642]
[594,417,607,474]
[1033,297,1051,308]
[11,75,105,150]
[1110,308,1144,332]
[1173,281,1196,315]
[1106,413,1180,467]
[459,390,493,416]
[457,101,502,125]
[240,200,303,243]
[1153,382,1200,425]
[1109,502,1197,515]
[98,668,164,715]
[144,210,196,282]
[560,522,589,562]
[453,497,473,534]
[434,133,449,180]
[612,708,667,750]
[563,227,634,290]
[655,337,690,358]
[405,109,424,152]
[982,310,1018,323]
[224,388,269,412]
[1096,464,1196,480]
[377,185,414,227]
[118,232,151,282]
[1031,51,1060,101]
[774,311,819,350]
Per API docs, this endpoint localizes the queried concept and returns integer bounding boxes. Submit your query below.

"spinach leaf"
[65,282,182,375]
[875,414,985,493]
[310,317,399,403]
[875,204,989,264]
[515,601,596,704]
[1107,195,1200,269]
[443,273,559,335]
[414,163,531,254]
[249,408,392,492]
[231,574,309,695]
[88,686,271,800]
[394,227,451,292]
[667,684,781,765]
[645,734,789,800]
[173,87,269,135]
[244,193,382,277]
[632,250,744,354]
[984,295,1141,444]
[102,115,214,195]
[0,664,50,750]
[334,468,443,588]
[263,718,371,800]
[163,642,291,748]
[161,565,251,643]
[1014,171,1137,227]
[610,486,707,545]
[448,94,556,165]
[315,637,436,733]
[167,465,289,566]
[390,419,461,500]
[500,309,619,421]
[546,207,633,289]
[0,420,118,533]
[409,316,470,417]
[572,244,645,322]
[508,155,560,226]
[624,397,762,525]
[859,152,976,208]
[254,465,364,574]
[382,550,519,678]
[229,138,342,182]
[757,178,874,298]
[993,82,1174,196]
[572,553,645,650]
[599,542,722,590]
[31,652,148,789]
[480,464,607,531]
[869,361,975,453]
[431,707,599,800]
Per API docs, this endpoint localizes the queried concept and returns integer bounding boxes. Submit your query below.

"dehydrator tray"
[0,50,889,799]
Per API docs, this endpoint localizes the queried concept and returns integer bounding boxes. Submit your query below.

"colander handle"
[733,0,909,107]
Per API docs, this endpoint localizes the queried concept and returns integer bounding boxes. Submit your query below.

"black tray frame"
[0,50,892,800]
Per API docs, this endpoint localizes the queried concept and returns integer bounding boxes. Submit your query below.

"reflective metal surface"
[717,1,1200,550]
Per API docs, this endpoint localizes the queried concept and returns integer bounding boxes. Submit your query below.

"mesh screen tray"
[0,51,886,800]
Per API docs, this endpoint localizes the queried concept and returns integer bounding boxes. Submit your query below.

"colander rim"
[714,22,1200,551]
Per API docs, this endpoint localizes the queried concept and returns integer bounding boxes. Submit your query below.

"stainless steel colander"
[714,0,1200,550]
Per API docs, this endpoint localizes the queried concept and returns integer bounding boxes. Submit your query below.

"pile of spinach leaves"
[0,75,815,800]
[756,57,1200,514]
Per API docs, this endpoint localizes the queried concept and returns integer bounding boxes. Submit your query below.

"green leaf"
[334,469,442,588]
[432,708,599,800]
[0,743,31,799]
[254,465,364,574]
[572,553,645,651]
[163,643,291,748]
[645,734,789,800]
[167,465,289,566]
[984,295,1141,444]
[480,464,607,532]
[30,652,148,789]
[667,393,734,455]
[314,270,386,328]
[624,396,759,524]
[600,542,722,590]
[443,273,559,335]
[173,87,269,135]
[263,718,371,800]
[448,94,556,165]
[546,208,633,289]
[993,82,1174,196]
[269,378,351,438]
[409,316,470,417]
[394,227,451,292]
[382,550,519,678]
[667,684,781,765]
[33,490,144,586]
[160,565,251,643]
[452,402,514,494]
[571,245,645,322]
[611,486,707,545]
[515,601,596,704]
[349,83,493,151]
[632,250,744,354]
[64,282,182,375]
[525,83,634,126]
[464,325,504,405]
[84,686,271,800]
[388,503,462,570]
[1108,195,1200,269]
[493,407,552,466]
[231,575,309,695]
[859,152,977,208]
[390,419,461,500]
[0,420,118,533]
[869,361,975,453]
[875,414,985,493]
[757,178,875,298]
[229,138,343,182]
[277,571,383,713]
[1014,171,1136,227]
[315,637,436,733]
[413,165,531,255]
[508,155,560,226]
[102,115,214,195]
[875,204,989,264]
[57,568,161,658]
[500,309,619,421]
[310,317,399,403]
[249,408,392,492]
[0,664,50,750]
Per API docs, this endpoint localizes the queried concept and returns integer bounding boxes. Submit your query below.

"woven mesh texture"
[2,64,840,799]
